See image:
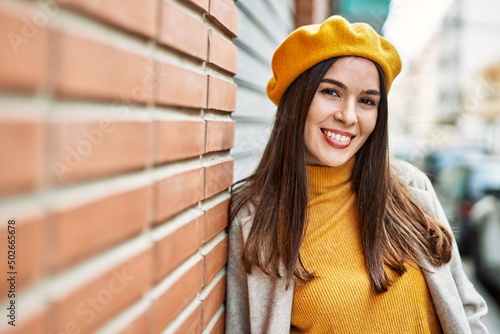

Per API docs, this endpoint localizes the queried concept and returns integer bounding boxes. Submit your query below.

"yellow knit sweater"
[291,158,442,333]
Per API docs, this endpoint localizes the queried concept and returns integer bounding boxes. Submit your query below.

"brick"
[156,120,205,163]
[205,159,234,198]
[17,215,46,290]
[55,30,153,104]
[64,0,157,38]
[206,120,235,153]
[207,76,237,112]
[184,0,209,12]
[208,30,238,74]
[52,120,152,184]
[208,0,238,37]
[52,247,153,334]
[312,0,331,23]
[154,215,203,282]
[0,4,49,92]
[203,237,228,285]
[0,116,45,197]
[204,199,229,242]
[211,311,226,334]
[153,260,202,332]
[156,62,207,108]
[1,307,48,334]
[159,1,208,60]
[51,185,152,270]
[202,275,226,329]
[176,303,202,333]
[155,168,204,222]
[114,307,151,334]
[0,214,46,299]
[295,0,321,27]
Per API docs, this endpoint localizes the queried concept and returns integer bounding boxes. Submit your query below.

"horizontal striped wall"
[232,0,295,182]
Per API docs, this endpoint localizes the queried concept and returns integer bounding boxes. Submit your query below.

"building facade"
[388,0,500,161]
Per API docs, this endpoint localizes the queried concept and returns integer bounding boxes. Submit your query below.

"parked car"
[433,155,500,256]
[471,190,500,303]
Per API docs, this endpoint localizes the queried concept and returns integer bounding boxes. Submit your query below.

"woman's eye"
[359,98,375,105]
[320,88,338,97]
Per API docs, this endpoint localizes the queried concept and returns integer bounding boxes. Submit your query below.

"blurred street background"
[383,0,500,330]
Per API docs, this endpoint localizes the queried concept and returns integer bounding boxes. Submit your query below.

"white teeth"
[322,129,352,143]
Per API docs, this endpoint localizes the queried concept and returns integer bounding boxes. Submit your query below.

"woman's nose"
[333,100,357,125]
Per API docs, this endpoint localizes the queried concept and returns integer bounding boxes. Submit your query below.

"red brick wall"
[295,0,332,27]
[0,0,237,333]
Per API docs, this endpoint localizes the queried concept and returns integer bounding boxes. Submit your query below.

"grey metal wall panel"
[232,0,295,182]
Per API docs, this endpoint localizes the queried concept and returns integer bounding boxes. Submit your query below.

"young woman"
[226,16,488,333]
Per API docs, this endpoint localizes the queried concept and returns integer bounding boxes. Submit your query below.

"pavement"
[462,259,500,332]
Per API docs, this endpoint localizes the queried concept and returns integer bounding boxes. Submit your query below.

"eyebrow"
[362,89,381,96]
[320,78,381,96]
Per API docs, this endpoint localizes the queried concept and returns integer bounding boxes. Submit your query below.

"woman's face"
[304,57,380,167]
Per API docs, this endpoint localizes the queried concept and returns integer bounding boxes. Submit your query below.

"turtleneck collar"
[306,157,356,197]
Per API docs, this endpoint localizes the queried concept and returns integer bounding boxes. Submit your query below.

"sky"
[382,0,455,67]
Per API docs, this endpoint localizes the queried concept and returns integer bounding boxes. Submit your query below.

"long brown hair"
[230,57,453,293]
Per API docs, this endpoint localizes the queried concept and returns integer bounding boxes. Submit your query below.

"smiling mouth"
[321,128,354,143]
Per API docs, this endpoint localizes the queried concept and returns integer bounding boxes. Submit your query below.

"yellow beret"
[267,15,402,106]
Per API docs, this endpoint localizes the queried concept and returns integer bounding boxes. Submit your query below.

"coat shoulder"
[390,158,431,191]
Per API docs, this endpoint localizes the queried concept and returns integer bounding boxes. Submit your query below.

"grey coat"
[226,160,489,334]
